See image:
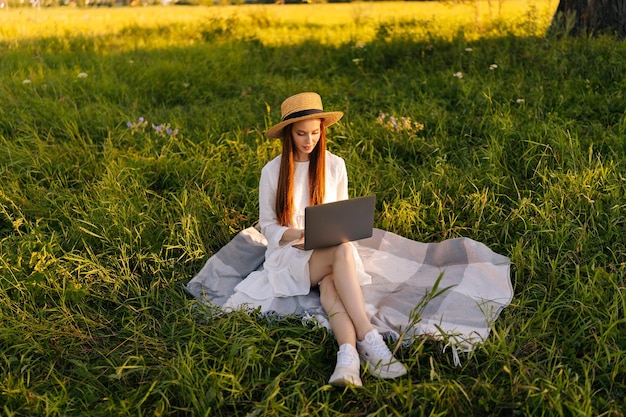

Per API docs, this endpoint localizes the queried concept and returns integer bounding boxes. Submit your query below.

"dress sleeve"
[337,156,349,201]
[258,161,288,247]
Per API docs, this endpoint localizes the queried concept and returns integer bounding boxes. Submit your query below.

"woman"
[233,92,406,386]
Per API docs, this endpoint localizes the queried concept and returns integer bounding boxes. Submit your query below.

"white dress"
[228,151,371,304]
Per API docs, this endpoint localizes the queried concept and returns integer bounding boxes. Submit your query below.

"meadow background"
[1,1,625,415]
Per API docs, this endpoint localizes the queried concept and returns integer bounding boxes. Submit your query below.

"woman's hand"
[280,228,304,245]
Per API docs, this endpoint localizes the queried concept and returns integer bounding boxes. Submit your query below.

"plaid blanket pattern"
[186,226,512,359]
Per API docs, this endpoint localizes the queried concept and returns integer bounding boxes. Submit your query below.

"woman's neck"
[293,153,310,162]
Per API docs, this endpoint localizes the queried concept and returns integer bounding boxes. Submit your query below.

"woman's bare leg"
[318,275,356,346]
[313,246,407,382]
[309,243,373,341]
[320,274,363,386]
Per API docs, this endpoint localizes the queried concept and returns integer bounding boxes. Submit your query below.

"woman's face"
[290,118,321,161]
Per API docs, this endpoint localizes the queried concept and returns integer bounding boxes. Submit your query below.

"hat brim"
[265,111,343,138]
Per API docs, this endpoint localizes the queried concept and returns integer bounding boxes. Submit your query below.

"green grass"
[1,2,625,416]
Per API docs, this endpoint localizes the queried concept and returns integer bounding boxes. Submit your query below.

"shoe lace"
[368,337,392,359]
[337,350,356,367]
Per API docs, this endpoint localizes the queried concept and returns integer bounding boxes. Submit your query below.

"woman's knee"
[332,242,354,263]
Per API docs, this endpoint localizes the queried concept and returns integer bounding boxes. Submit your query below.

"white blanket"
[186,226,513,363]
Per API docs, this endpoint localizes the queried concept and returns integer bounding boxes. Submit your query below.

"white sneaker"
[328,344,362,387]
[357,329,407,379]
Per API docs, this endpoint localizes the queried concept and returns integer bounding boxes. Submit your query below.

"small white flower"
[465,48,473,52]
[453,72,463,79]
[352,58,363,64]
[23,79,32,84]
[489,64,498,70]
[516,98,525,104]
[77,72,88,79]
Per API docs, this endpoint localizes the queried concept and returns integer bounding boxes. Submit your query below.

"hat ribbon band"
[283,109,323,121]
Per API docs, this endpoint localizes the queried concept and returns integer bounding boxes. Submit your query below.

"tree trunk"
[549,0,626,38]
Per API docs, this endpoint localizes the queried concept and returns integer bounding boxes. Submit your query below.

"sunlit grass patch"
[1,1,559,47]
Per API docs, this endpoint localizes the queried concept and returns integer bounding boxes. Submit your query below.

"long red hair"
[276,121,327,226]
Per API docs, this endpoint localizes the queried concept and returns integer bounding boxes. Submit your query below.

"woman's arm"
[258,159,303,246]
[337,157,349,201]
[259,162,287,246]
[279,228,304,244]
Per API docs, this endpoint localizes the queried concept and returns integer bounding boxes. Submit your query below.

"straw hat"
[265,92,344,138]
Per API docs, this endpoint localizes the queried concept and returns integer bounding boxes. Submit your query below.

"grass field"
[1,1,625,416]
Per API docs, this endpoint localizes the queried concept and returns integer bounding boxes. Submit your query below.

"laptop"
[293,195,376,250]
